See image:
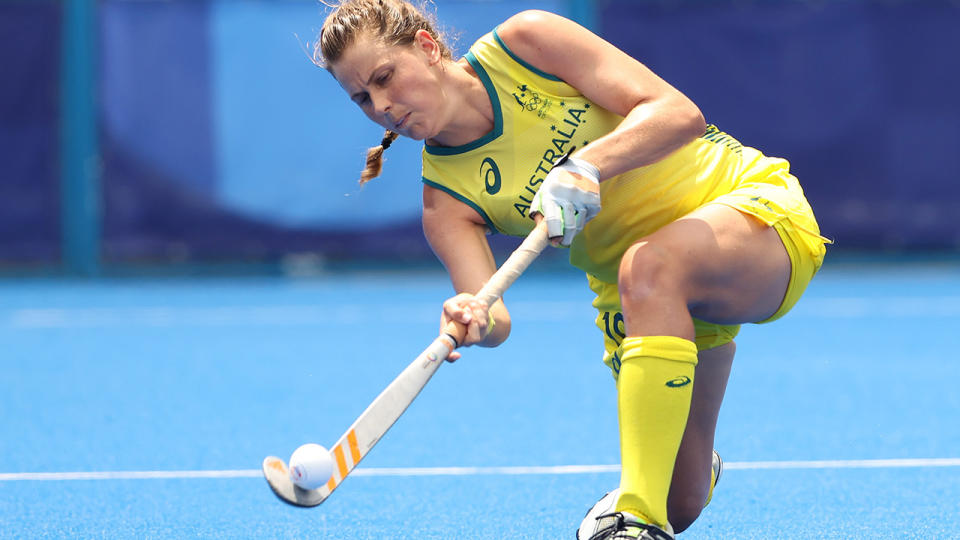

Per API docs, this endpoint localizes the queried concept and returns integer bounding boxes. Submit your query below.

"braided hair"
[317,0,451,184]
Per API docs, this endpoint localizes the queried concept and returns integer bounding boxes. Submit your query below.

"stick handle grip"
[443,220,550,346]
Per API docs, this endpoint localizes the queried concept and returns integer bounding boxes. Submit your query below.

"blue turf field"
[1,258,959,539]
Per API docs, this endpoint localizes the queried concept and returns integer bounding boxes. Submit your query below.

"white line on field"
[0,470,261,481]
[3,296,960,328]
[0,301,586,328]
[2,458,959,482]
[721,458,960,470]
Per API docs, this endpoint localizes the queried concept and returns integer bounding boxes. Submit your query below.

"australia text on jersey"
[511,104,591,219]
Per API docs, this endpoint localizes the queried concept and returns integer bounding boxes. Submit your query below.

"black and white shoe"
[577,449,723,538]
[579,510,674,540]
[706,449,723,506]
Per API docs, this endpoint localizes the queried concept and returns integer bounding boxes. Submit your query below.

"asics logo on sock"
[665,376,692,388]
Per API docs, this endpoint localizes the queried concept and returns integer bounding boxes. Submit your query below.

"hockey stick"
[262,220,550,507]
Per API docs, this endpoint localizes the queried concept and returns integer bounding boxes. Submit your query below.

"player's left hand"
[530,153,601,247]
[441,293,493,361]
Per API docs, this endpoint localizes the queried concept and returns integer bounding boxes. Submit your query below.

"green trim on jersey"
[492,27,564,82]
[422,177,498,232]
[423,52,503,156]
[419,29,784,284]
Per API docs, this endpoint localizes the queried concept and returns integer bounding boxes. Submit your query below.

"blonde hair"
[316,0,452,184]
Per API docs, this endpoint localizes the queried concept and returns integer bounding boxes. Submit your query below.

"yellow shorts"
[588,277,744,375]
[588,169,829,376]
[712,170,829,323]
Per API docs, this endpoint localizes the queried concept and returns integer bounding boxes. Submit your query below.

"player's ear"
[414,29,441,64]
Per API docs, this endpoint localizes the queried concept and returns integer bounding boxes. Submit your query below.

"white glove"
[530,151,601,246]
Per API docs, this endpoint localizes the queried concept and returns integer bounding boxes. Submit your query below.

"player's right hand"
[440,293,492,361]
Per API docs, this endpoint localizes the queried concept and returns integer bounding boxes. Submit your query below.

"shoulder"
[494,11,621,86]
[497,10,572,45]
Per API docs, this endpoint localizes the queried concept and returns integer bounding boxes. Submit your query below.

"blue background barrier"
[1,0,958,274]
[96,0,565,268]
[599,0,960,252]
[0,1,61,265]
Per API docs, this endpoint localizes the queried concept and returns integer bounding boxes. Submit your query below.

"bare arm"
[496,11,707,180]
[423,184,511,347]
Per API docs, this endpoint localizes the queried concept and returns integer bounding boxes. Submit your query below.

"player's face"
[331,34,445,141]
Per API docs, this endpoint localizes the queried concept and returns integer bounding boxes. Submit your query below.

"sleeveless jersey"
[421,28,797,284]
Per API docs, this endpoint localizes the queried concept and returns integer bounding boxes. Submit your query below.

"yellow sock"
[614,336,698,527]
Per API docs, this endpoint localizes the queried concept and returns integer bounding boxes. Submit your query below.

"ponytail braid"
[359,130,399,184]
[318,1,453,184]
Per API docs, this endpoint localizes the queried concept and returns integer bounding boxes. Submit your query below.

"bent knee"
[617,242,685,306]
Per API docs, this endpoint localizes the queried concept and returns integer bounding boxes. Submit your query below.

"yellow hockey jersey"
[422,28,796,283]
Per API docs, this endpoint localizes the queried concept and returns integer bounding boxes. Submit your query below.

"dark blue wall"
[2,1,958,271]
[598,0,960,250]
[0,2,61,263]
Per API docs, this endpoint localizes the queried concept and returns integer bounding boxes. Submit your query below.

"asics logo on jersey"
[665,376,692,388]
[481,157,501,195]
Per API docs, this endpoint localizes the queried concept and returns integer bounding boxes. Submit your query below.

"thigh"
[644,203,791,325]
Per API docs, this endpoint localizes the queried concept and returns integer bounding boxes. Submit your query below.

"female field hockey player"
[316,1,828,538]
